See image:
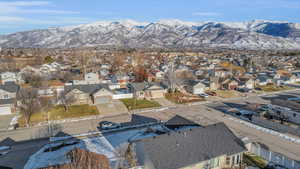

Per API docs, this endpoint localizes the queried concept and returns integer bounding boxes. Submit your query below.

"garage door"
[94,96,111,104]
[0,106,12,115]
[150,91,164,98]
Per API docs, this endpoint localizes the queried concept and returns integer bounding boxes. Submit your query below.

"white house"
[186,81,207,95]
[0,82,19,115]
[0,72,17,84]
[84,72,100,84]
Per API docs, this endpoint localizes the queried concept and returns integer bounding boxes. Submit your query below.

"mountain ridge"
[0,19,300,49]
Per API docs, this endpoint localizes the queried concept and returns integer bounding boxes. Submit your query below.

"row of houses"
[0,80,167,115]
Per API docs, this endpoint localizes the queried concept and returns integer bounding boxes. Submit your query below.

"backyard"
[18,104,100,127]
[120,98,161,110]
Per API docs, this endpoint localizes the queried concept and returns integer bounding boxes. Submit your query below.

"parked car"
[98,121,121,130]
[236,88,249,93]
[255,87,262,91]
[205,91,217,96]
[198,93,209,98]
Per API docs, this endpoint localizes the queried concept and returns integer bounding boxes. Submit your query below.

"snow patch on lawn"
[24,137,117,169]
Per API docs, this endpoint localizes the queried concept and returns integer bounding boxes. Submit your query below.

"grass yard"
[243,153,268,169]
[120,98,161,110]
[18,104,100,127]
[165,92,204,104]
[215,90,241,98]
[259,84,293,92]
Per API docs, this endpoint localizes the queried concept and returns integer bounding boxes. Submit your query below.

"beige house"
[128,123,246,169]
[129,82,166,99]
[64,84,112,105]
[185,81,207,95]
[66,88,91,105]
[92,88,113,104]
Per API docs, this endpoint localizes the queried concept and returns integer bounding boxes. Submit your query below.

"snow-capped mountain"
[0,19,300,49]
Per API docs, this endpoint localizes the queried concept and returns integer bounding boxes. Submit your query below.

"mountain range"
[0,19,300,50]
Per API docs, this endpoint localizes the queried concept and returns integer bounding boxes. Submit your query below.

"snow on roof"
[24,137,117,169]
[24,124,167,169]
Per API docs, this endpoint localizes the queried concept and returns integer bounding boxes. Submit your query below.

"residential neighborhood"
[1,49,300,168]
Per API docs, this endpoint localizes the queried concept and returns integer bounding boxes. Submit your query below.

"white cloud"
[0,1,51,7]
[193,12,221,17]
[0,16,25,22]
[0,1,79,14]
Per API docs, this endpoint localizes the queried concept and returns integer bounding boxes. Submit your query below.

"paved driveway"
[96,100,128,115]
[0,114,14,130]
[153,98,175,107]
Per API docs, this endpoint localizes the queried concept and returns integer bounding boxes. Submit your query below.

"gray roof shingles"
[133,123,246,169]
[0,82,19,93]
[65,84,108,95]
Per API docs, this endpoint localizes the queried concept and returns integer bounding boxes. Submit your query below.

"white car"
[198,93,209,98]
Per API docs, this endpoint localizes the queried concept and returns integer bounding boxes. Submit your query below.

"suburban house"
[64,84,113,105]
[185,80,207,95]
[127,122,246,169]
[128,82,166,99]
[165,115,202,130]
[238,78,255,89]
[84,72,101,84]
[0,72,17,84]
[222,78,239,90]
[0,82,19,115]
[155,71,165,80]
[255,75,273,86]
[210,77,221,90]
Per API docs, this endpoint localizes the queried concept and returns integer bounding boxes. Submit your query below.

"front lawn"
[120,98,161,110]
[259,84,293,92]
[165,92,204,104]
[215,90,241,98]
[18,104,100,127]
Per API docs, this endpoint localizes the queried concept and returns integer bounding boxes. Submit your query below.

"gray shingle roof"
[129,82,147,91]
[165,115,201,129]
[65,84,108,95]
[0,82,19,93]
[0,98,15,105]
[133,123,246,169]
[121,114,159,127]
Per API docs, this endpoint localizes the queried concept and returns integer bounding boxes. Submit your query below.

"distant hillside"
[0,19,300,50]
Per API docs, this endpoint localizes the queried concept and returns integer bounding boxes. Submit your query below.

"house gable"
[93,88,113,97]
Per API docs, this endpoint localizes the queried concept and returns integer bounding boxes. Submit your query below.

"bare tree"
[22,73,43,87]
[42,148,111,169]
[59,92,75,111]
[18,88,40,127]
[67,149,111,169]
[114,143,129,169]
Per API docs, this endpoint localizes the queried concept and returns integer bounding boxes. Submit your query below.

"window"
[4,94,9,99]
[232,156,235,166]
[226,157,231,165]
[236,154,240,165]
[214,158,219,168]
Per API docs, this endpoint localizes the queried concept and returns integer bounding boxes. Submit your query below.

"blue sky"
[0,0,299,34]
